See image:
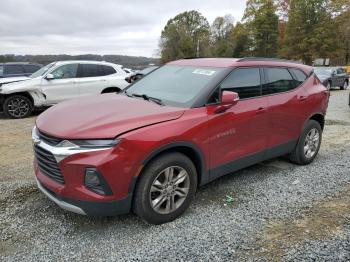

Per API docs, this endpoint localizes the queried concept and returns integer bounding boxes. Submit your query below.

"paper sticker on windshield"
[192,69,216,76]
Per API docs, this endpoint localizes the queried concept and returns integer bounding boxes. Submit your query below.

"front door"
[207,67,269,180]
[41,63,79,104]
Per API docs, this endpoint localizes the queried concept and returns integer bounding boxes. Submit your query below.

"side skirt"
[209,140,297,182]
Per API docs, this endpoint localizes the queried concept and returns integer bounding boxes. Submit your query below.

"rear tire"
[3,95,33,119]
[341,81,348,90]
[326,81,331,90]
[289,120,322,165]
[133,152,197,224]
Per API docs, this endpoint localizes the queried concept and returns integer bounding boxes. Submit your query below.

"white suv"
[0,60,130,118]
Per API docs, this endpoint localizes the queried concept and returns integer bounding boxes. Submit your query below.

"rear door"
[262,67,309,150]
[41,63,79,104]
[207,67,269,179]
[336,68,347,86]
[76,63,106,96]
[101,65,129,90]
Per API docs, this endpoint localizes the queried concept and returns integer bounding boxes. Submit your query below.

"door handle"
[256,107,267,114]
[298,95,308,101]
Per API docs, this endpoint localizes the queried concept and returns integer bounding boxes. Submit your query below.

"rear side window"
[101,65,116,76]
[79,64,104,77]
[23,65,41,74]
[262,68,296,95]
[5,65,25,75]
[290,68,307,82]
[290,68,307,86]
[220,68,261,99]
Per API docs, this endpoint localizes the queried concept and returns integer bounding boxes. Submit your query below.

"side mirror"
[222,90,239,105]
[45,73,54,80]
[214,90,239,114]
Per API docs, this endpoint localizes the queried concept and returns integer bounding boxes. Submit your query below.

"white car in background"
[0,60,130,118]
[0,76,30,86]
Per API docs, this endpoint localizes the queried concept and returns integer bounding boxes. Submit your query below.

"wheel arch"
[2,91,34,105]
[101,87,121,94]
[129,142,209,195]
[309,113,325,130]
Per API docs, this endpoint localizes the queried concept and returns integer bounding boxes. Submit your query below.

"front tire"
[289,120,322,165]
[133,152,197,224]
[3,95,33,119]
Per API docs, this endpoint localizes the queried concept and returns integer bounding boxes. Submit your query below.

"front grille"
[34,144,64,184]
[38,130,62,146]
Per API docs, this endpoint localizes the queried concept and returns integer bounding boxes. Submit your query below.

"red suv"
[32,58,329,224]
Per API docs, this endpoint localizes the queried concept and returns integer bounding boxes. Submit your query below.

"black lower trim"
[141,141,209,186]
[209,140,297,181]
[42,183,132,216]
[85,168,113,196]
[66,195,132,216]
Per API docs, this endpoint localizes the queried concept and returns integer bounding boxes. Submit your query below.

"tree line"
[159,0,350,65]
[0,54,159,69]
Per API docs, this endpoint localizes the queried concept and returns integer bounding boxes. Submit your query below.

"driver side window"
[51,64,78,79]
[208,68,261,104]
[221,68,261,99]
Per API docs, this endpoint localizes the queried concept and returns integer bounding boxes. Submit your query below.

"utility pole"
[196,39,200,57]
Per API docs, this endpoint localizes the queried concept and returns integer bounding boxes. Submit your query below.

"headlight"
[57,139,120,149]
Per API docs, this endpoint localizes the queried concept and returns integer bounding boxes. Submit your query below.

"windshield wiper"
[131,93,164,106]
[124,90,133,97]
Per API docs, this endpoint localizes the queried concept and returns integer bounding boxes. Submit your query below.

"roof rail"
[182,56,207,59]
[237,57,303,64]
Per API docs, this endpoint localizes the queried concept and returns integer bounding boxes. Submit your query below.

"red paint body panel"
[33,58,329,213]
[36,94,185,139]
[206,96,269,168]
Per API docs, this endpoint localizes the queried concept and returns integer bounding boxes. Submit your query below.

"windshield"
[314,67,333,76]
[30,62,55,78]
[125,65,225,107]
[139,66,158,75]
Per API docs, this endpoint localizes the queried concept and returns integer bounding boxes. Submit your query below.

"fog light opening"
[84,168,112,196]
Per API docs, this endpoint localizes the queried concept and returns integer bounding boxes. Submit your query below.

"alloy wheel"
[149,166,190,214]
[343,81,348,90]
[7,97,30,118]
[304,128,320,159]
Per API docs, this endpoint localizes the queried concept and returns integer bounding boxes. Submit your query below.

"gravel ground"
[1,90,350,261]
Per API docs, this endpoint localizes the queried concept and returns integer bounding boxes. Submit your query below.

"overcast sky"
[0,0,246,57]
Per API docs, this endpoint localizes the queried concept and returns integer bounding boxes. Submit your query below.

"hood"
[0,76,30,85]
[36,94,185,139]
[0,77,41,93]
